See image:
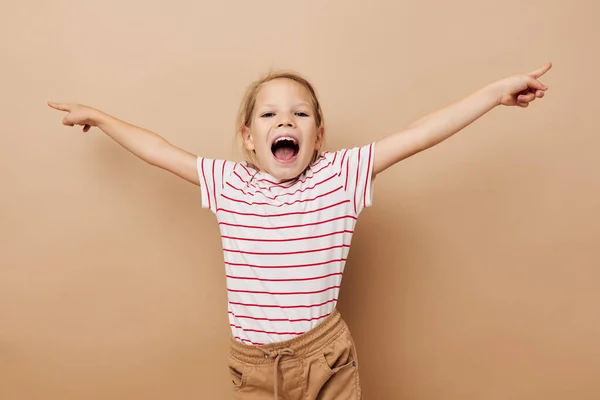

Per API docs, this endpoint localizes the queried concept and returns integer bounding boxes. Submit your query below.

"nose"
[276,114,295,128]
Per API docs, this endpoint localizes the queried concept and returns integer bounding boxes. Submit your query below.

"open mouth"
[271,136,300,163]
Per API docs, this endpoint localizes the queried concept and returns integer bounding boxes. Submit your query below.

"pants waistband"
[229,309,346,364]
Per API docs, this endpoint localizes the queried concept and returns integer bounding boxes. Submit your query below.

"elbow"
[144,137,171,167]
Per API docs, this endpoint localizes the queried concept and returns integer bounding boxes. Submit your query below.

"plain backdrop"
[2,0,599,399]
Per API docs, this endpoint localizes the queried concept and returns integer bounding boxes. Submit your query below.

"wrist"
[482,81,505,107]
[94,109,113,129]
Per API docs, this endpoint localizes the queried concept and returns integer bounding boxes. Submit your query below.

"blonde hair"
[235,70,325,167]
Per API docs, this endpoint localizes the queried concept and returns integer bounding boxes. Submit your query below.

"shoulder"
[318,143,375,169]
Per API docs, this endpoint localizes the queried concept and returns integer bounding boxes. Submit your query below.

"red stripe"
[257,176,303,188]
[221,186,342,207]
[221,160,226,190]
[226,174,336,200]
[338,149,349,176]
[354,148,361,214]
[344,157,350,190]
[311,164,329,175]
[231,324,305,336]
[226,272,343,282]
[200,158,211,210]
[236,164,267,190]
[225,258,346,269]
[227,181,255,196]
[223,244,350,256]
[212,159,217,208]
[228,285,340,296]
[217,200,349,218]
[222,230,353,243]
[229,311,332,323]
[234,336,264,345]
[363,144,373,207]
[332,151,337,165]
[238,163,254,178]
[219,215,357,231]
[234,170,251,187]
[229,299,337,309]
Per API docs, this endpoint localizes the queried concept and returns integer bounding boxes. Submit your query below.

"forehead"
[255,78,312,105]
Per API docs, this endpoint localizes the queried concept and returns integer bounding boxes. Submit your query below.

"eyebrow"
[260,102,312,109]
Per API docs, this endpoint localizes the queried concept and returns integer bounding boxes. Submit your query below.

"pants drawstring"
[258,347,295,400]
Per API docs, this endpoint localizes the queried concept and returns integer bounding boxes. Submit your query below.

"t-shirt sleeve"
[196,157,236,213]
[326,142,376,215]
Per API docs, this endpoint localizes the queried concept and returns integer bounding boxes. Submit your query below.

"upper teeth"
[275,136,297,144]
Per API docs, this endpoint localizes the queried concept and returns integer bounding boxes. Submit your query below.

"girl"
[48,63,552,400]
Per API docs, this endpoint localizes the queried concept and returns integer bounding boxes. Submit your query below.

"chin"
[269,158,311,180]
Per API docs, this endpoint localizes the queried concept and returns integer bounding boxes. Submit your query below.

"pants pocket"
[319,329,359,375]
[227,356,247,389]
[312,328,362,399]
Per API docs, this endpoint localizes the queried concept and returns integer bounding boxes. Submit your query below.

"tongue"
[274,147,295,161]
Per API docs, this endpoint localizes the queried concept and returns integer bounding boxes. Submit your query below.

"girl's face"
[242,78,324,180]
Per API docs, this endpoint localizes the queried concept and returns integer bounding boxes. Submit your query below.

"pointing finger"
[529,62,552,79]
[48,101,71,112]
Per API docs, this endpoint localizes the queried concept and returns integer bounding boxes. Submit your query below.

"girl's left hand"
[495,62,552,108]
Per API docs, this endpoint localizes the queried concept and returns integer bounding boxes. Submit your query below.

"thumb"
[526,76,548,91]
[62,115,75,126]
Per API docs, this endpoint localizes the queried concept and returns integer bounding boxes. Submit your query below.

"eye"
[261,112,275,118]
[295,112,309,117]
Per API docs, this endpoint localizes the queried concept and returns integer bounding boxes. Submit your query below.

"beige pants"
[228,309,363,400]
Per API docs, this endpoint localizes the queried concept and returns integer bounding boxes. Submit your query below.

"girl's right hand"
[47,102,101,133]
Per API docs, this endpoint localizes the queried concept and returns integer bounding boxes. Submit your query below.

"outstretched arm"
[372,62,552,176]
[48,103,200,185]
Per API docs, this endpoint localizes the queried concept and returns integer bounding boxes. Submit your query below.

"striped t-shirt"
[197,143,375,345]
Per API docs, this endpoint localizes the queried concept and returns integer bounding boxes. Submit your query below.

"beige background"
[2,0,599,399]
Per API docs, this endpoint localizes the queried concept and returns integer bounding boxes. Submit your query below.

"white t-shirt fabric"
[197,143,375,345]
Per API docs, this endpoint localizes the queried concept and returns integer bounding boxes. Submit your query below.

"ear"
[241,126,255,151]
[314,126,325,150]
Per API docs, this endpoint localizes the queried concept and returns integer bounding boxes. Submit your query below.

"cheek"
[252,134,271,155]
[301,124,320,143]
